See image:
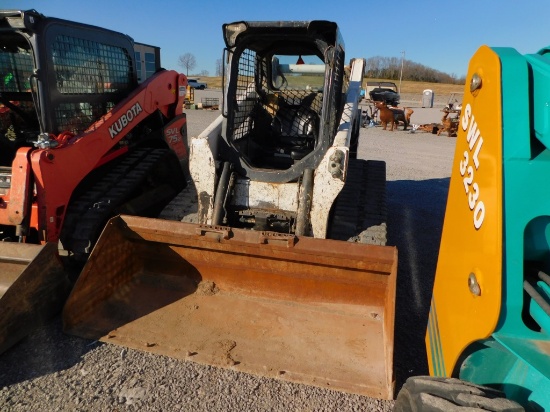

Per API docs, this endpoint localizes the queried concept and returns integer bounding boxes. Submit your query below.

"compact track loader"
[0,10,188,354]
[63,21,398,399]
[395,45,550,411]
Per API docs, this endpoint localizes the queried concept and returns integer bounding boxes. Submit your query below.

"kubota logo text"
[109,103,143,138]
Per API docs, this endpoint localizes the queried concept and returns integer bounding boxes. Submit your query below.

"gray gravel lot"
[0,95,458,411]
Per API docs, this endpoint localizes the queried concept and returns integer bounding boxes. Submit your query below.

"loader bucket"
[63,215,397,399]
[0,242,71,354]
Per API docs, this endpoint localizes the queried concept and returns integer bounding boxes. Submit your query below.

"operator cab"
[229,51,325,170]
[0,9,137,167]
[221,21,346,183]
[0,31,38,166]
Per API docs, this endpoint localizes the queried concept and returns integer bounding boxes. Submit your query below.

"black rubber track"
[327,158,387,245]
[394,376,524,412]
[60,147,184,257]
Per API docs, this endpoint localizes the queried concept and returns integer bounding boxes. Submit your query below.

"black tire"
[394,376,524,412]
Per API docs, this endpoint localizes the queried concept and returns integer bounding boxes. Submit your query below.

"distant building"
[134,43,160,83]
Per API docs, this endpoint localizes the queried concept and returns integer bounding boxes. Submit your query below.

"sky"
[4,1,550,79]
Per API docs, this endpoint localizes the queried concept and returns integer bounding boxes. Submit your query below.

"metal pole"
[399,51,405,93]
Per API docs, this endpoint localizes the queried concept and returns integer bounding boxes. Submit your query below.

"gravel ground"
[0,94,457,411]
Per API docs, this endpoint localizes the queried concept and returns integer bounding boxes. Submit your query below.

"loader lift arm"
[25,69,188,244]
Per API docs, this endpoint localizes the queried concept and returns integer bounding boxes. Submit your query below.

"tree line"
[365,56,465,84]
[178,52,466,84]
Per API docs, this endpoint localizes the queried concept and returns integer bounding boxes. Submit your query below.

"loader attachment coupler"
[63,215,397,399]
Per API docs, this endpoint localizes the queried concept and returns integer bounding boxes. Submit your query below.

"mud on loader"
[0,10,188,354]
[63,21,398,399]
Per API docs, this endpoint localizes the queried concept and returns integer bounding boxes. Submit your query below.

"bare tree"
[216,59,223,77]
[178,53,196,76]
[199,70,209,76]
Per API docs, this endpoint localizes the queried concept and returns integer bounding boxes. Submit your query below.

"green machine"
[396,45,550,411]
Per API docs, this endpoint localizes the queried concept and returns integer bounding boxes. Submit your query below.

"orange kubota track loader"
[63,21,398,399]
[0,10,188,354]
